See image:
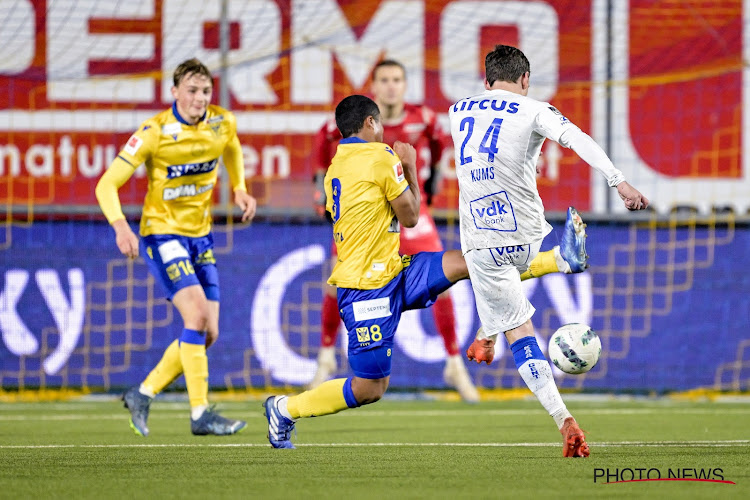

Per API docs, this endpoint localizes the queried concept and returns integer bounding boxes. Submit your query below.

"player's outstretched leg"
[560,417,590,457]
[508,329,589,458]
[191,407,247,436]
[558,207,588,273]
[122,386,152,437]
[264,377,367,449]
[519,207,588,281]
[467,322,590,458]
[263,396,297,449]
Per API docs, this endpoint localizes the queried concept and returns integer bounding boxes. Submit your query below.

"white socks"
[139,384,155,399]
[554,246,572,274]
[191,404,208,421]
[517,359,572,429]
[511,336,572,430]
[277,396,294,421]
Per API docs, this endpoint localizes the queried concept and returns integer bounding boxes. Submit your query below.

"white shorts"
[465,240,542,337]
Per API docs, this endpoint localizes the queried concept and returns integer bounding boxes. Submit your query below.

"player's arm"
[389,141,420,227]
[558,126,649,210]
[536,108,649,211]
[96,124,158,258]
[223,131,256,222]
[95,157,139,258]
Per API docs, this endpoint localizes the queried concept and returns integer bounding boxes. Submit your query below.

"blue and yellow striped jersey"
[324,137,409,289]
[116,102,243,237]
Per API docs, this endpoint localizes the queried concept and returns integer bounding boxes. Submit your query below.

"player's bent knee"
[351,376,389,405]
[358,394,382,405]
[182,305,211,332]
[173,286,212,331]
[442,250,469,282]
[504,319,535,344]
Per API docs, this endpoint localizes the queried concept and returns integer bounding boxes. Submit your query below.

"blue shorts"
[348,345,393,379]
[141,234,219,301]
[338,251,452,379]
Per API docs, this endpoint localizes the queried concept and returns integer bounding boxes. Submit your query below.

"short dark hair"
[485,45,530,86]
[173,58,213,87]
[335,95,381,138]
[372,59,407,81]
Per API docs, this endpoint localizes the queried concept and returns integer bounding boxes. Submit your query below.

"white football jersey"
[449,89,574,252]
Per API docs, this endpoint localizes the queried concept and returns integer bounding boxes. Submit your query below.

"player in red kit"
[310,60,479,401]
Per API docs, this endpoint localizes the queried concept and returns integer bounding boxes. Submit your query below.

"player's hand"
[467,338,495,365]
[616,181,649,211]
[393,141,417,168]
[392,141,418,187]
[112,219,139,259]
[234,189,257,222]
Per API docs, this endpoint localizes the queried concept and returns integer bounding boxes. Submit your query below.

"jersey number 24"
[459,117,504,165]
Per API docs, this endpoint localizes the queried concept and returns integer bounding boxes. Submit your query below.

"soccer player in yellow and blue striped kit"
[96,58,255,436]
[264,94,595,456]
[264,94,474,448]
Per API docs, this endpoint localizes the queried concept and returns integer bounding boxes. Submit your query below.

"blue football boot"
[191,406,247,436]
[122,386,152,437]
[560,207,589,273]
[263,396,296,449]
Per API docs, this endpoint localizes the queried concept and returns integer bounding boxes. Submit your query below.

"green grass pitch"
[1,397,748,499]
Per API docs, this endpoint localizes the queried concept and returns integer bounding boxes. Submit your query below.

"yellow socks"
[286,378,356,419]
[521,249,559,281]
[141,339,182,396]
[178,329,209,408]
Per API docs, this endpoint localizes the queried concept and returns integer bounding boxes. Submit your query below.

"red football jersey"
[312,103,449,200]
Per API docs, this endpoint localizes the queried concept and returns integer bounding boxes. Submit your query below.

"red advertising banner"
[1,1,745,213]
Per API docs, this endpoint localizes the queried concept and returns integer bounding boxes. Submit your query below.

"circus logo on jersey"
[166,159,218,179]
[469,191,517,232]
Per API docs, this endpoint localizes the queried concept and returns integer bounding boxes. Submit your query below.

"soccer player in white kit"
[449,45,649,457]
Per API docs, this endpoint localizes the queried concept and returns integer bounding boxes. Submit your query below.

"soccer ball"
[548,323,601,374]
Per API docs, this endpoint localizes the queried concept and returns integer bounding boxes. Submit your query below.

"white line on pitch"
[3,408,750,421]
[0,440,747,450]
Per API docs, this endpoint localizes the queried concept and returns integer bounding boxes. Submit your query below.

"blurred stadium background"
[1,0,748,397]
